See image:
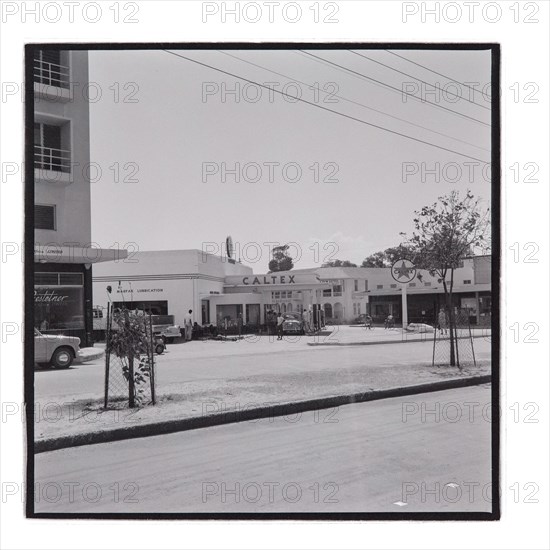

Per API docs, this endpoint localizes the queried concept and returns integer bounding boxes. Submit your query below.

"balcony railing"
[34,59,70,89]
[34,145,71,173]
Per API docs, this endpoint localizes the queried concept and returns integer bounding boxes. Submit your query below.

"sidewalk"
[35,356,491,452]
[309,325,491,346]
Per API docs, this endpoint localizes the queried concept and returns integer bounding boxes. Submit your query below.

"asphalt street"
[34,384,493,514]
[35,334,491,402]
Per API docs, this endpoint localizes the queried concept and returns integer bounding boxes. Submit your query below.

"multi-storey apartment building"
[33,49,125,346]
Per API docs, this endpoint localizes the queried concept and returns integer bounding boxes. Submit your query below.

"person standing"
[438,307,448,336]
[276,311,284,340]
[237,312,243,337]
[365,314,373,330]
[184,309,193,341]
[302,307,309,333]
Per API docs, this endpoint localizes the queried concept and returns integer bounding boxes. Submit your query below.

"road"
[35,331,491,402]
[34,385,493,514]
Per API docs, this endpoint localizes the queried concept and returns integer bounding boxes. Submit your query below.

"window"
[34,205,56,230]
[287,291,292,298]
[354,280,358,292]
[59,273,84,286]
[353,303,357,315]
[34,50,69,88]
[274,291,280,300]
[409,282,416,287]
[323,288,332,297]
[390,284,397,289]
[463,279,472,285]
[34,270,85,331]
[424,282,432,287]
[332,284,342,297]
[377,285,383,290]
[34,122,70,173]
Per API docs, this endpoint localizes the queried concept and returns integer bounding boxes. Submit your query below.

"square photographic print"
[27,43,499,519]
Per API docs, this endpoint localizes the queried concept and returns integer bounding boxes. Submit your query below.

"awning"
[34,245,128,264]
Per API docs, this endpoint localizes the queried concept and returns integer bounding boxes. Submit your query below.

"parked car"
[282,313,305,335]
[34,328,81,369]
[150,314,181,344]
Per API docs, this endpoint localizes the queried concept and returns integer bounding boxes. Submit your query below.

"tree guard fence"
[432,306,476,368]
[104,304,156,408]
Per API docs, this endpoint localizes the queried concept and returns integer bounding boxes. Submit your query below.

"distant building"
[92,250,492,330]
[33,49,125,345]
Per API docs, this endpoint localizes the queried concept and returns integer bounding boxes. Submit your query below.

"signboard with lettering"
[224,273,327,287]
[34,287,84,329]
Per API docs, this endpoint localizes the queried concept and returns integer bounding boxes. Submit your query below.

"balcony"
[34,58,72,101]
[34,145,72,184]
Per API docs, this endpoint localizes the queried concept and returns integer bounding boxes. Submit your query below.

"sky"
[89,48,492,270]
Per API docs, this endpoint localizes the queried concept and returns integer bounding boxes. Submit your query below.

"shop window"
[35,272,59,286]
[35,272,83,286]
[216,304,243,327]
[35,204,56,230]
[59,273,84,286]
[35,270,84,331]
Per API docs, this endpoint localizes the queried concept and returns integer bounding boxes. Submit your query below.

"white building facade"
[33,49,124,345]
[92,250,492,331]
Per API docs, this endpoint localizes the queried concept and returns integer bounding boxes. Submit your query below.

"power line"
[218,50,489,152]
[299,51,490,127]
[385,50,490,100]
[162,50,490,164]
[348,50,490,110]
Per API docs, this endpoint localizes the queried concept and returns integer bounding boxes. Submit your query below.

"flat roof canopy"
[35,245,128,264]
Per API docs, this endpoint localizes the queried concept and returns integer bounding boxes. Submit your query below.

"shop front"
[35,244,126,346]
[212,272,331,331]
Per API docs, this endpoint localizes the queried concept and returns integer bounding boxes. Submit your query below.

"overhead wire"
[162,49,490,164]
[218,50,489,152]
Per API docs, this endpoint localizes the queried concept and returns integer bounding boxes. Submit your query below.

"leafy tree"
[403,190,490,367]
[109,308,153,407]
[362,244,417,267]
[322,259,358,267]
[268,244,294,272]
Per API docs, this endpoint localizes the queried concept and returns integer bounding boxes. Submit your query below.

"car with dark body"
[282,312,305,335]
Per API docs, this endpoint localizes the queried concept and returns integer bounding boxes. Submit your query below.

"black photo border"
[25,41,500,521]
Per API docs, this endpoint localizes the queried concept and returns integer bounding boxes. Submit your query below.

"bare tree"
[403,190,490,367]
